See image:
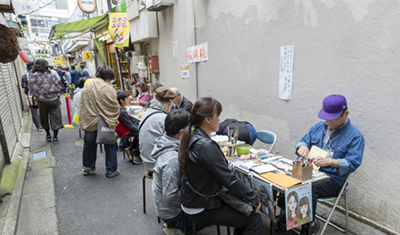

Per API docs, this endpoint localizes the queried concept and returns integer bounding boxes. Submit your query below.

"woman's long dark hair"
[178,97,222,171]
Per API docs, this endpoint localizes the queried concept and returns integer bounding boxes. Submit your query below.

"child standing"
[116,91,141,164]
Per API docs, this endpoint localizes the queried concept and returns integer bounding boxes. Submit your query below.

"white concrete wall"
[150,0,400,232]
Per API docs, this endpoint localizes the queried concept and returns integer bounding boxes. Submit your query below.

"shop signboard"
[53,57,62,66]
[108,12,129,47]
[77,0,97,14]
[83,51,93,61]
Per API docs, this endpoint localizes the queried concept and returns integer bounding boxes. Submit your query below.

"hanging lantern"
[0,24,20,63]
[19,51,29,63]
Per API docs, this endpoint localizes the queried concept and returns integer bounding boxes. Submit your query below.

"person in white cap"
[170,87,193,113]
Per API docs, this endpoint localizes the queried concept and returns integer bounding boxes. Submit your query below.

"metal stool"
[142,170,161,223]
[183,213,230,235]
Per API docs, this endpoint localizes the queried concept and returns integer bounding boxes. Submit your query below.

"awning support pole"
[107,0,124,91]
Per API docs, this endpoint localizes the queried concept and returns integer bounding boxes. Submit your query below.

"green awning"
[49,14,109,42]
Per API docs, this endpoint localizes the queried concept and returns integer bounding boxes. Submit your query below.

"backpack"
[217,119,254,145]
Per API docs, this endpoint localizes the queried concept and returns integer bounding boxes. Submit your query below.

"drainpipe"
[192,0,198,99]
[107,0,124,91]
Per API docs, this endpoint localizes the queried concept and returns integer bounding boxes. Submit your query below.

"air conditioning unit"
[127,0,140,21]
[146,0,174,11]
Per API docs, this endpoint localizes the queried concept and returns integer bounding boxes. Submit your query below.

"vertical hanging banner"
[94,39,108,65]
[109,12,130,47]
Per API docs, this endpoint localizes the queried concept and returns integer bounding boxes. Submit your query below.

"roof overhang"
[49,13,109,42]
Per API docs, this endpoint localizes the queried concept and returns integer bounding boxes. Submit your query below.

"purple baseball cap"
[318,94,347,120]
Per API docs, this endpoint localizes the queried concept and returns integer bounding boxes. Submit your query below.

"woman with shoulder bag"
[77,65,120,178]
[178,97,262,235]
[29,59,63,143]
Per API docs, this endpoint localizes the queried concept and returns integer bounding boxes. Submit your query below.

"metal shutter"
[7,63,22,131]
[0,62,18,162]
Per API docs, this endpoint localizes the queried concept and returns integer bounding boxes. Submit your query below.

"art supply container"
[292,165,313,181]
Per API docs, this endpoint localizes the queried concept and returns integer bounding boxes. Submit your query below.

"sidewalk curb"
[1,149,28,235]
[1,112,31,235]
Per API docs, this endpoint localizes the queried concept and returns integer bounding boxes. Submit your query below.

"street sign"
[77,0,97,14]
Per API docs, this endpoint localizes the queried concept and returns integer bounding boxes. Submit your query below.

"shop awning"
[49,14,109,42]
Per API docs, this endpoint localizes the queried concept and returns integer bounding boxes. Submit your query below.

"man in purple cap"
[284,94,365,234]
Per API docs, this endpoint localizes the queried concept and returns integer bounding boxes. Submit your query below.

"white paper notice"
[199,42,208,61]
[181,64,189,79]
[279,46,294,100]
[192,45,201,63]
[173,41,179,61]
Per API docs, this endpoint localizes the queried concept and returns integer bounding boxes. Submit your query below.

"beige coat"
[77,78,119,132]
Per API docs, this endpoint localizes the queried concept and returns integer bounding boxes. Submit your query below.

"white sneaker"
[163,227,185,235]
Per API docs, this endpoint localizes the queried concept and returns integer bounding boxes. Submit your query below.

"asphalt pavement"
[14,96,390,235]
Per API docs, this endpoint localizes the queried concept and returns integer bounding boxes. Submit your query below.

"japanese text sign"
[53,57,62,66]
[187,42,208,64]
[109,12,130,47]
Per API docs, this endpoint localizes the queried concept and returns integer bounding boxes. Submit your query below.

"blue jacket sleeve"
[120,108,139,132]
[319,135,365,176]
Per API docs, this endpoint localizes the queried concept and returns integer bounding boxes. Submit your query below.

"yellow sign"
[83,51,92,61]
[53,57,62,66]
[108,12,129,47]
[60,54,69,66]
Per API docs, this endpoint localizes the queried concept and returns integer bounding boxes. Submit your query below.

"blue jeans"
[163,211,208,234]
[82,130,118,176]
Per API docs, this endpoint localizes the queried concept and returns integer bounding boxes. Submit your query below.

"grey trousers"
[26,96,42,129]
[37,99,63,131]
[30,106,42,129]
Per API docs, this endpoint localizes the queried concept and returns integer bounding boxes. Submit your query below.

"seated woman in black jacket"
[178,97,262,235]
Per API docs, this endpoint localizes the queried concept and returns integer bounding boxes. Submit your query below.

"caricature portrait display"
[252,178,275,221]
[285,183,313,230]
[234,168,252,189]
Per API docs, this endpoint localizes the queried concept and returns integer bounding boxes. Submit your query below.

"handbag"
[217,185,253,217]
[183,167,254,217]
[28,94,38,108]
[96,113,116,144]
[92,93,116,145]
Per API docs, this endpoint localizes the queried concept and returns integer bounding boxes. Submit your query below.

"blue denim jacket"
[295,118,365,186]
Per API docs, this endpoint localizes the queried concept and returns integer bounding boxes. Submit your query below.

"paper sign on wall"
[199,42,208,61]
[173,41,179,61]
[187,42,208,63]
[181,64,189,79]
[187,47,194,63]
[279,45,294,100]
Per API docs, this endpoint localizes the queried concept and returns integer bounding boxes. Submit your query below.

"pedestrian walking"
[29,59,63,143]
[21,61,42,132]
[77,65,120,178]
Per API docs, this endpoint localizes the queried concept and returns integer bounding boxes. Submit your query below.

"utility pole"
[106,0,124,91]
